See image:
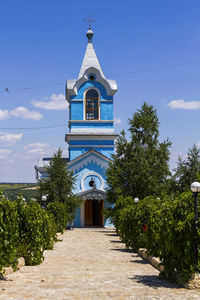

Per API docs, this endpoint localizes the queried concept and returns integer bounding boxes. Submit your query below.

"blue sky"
[0,0,200,182]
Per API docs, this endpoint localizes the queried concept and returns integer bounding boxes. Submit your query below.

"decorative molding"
[68,154,109,173]
[66,134,118,142]
[77,188,107,200]
[81,171,104,191]
[69,145,114,148]
[70,99,83,102]
[69,120,114,123]
[70,128,114,133]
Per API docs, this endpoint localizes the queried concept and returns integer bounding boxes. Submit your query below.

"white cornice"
[65,133,118,142]
[70,128,114,133]
[69,120,114,123]
[69,145,114,148]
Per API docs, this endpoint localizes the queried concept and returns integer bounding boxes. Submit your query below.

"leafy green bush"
[15,198,57,265]
[0,191,19,273]
[115,192,200,283]
[47,201,68,233]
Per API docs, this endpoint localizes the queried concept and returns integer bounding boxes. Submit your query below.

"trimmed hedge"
[115,192,200,283]
[0,191,19,273]
[0,192,66,273]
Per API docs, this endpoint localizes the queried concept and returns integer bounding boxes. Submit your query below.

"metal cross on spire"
[84,14,96,30]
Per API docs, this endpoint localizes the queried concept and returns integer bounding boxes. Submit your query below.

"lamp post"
[41,195,47,209]
[190,181,200,271]
[134,197,139,203]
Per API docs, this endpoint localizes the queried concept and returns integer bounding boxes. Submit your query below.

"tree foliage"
[106,103,171,203]
[39,148,75,203]
[173,144,200,193]
[38,148,81,222]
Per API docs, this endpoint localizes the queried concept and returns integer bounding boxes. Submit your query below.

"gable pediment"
[67,149,111,173]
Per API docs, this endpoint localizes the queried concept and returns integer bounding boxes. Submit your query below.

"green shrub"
[115,192,200,283]
[15,198,57,265]
[47,201,68,233]
[0,191,19,273]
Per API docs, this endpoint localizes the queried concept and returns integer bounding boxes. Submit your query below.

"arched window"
[85,89,99,120]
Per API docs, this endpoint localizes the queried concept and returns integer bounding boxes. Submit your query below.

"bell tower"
[65,27,118,161]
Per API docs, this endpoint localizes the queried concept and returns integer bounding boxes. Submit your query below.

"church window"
[85,89,99,120]
[88,73,96,81]
[89,75,95,81]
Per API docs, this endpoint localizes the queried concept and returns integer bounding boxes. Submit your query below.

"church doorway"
[85,200,104,226]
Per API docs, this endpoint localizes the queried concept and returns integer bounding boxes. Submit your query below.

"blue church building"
[36,27,118,227]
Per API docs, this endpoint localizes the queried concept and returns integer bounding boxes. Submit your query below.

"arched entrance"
[77,187,106,227]
[85,199,104,226]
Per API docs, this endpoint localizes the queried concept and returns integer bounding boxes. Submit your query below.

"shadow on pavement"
[111,248,136,253]
[110,240,122,243]
[130,259,149,265]
[131,275,182,289]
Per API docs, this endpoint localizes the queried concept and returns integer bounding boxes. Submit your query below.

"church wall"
[70,101,83,120]
[70,140,114,146]
[73,206,81,227]
[100,102,113,120]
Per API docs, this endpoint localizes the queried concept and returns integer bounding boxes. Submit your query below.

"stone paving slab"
[1,228,200,299]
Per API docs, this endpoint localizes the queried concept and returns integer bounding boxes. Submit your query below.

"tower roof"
[66,28,117,101]
[78,29,105,79]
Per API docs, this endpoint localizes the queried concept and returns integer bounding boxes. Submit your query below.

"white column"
[80,201,85,227]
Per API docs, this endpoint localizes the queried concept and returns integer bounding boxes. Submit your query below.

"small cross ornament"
[84,14,96,30]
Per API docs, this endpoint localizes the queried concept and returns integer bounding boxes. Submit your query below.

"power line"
[0,83,63,94]
[1,60,200,94]
[109,60,200,77]
[0,123,67,130]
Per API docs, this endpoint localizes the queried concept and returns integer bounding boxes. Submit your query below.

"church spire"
[78,27,105,79]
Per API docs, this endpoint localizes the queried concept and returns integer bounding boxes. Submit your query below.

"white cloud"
[0,109,10,120]
[24,143,50,155]
[10,106,43,120]
[114,118,122,124]
[0,149,11,159]
[167,99,200,110]
[32,94,68,110]
[0,132,23,145]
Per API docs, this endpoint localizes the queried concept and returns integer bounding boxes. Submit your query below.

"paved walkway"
[1,228,200,299]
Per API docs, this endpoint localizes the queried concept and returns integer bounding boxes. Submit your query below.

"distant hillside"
[0,183,39,202]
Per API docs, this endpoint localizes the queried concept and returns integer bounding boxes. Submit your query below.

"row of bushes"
[0,191,69,274]
[113,192,200,283]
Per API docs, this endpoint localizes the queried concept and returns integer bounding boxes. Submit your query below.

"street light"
[190,181,200,271]
[42,195,47,209]
[134,197,139,203]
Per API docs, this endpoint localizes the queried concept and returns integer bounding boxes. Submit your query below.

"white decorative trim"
[80,202,85,227]
[70,128,114,133]
[69,120,114,123]
[66,134,118,142]
[81,171,104,191]
[101,100,113,102]
[68,154,109,172]
[69,145,114,148]
[70,99,83,102]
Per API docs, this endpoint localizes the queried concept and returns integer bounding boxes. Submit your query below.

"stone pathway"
[1,228,200,299]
